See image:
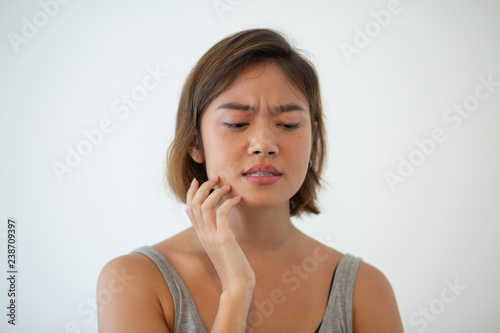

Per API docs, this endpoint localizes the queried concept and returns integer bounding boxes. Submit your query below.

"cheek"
[288,134,312,156]
[203,135,240,181]
[285,135,312,179]
[206,134,234,159]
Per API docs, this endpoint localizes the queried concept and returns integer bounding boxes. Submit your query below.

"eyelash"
[223,122,301,130]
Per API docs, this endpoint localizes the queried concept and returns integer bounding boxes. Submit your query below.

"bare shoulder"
[352,261,404,333]
[296,230,344,263]
[96,228,197,332]
[97,252,173,332]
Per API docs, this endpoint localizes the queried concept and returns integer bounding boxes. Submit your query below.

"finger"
[216,196,241,237]
[186,178,204,232]
[190,176,220,233]
[190,176,219,208]
[200,185,232,231]
[186,178,198,205]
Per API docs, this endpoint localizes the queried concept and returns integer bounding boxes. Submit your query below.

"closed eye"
[223,122,248,129]
[280,122,300,130]
[223,122,301,130]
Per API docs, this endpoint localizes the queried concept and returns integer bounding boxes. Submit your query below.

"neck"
[226,201,299,253]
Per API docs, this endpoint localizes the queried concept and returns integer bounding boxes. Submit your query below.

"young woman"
[97,28,404,333]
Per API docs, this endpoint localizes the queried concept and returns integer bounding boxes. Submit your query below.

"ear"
[188,132,204,164]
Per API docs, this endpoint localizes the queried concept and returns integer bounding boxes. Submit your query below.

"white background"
[1,0,499,332]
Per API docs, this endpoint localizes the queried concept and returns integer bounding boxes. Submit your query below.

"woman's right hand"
[186,176,256,294]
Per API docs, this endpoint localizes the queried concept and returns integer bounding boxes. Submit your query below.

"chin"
[235,191,291,211]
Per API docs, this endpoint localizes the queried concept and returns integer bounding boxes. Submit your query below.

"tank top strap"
[131,245,207,333]
[319,253,362,333]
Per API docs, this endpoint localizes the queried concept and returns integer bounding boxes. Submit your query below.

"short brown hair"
[166,28,327,216]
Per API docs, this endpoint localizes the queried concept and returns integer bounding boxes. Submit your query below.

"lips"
[243,164,282,185]
[244,164,281,176]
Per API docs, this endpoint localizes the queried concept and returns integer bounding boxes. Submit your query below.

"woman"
[97,28,404,332]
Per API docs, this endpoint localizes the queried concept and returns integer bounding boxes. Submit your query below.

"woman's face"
[189,62,313,210]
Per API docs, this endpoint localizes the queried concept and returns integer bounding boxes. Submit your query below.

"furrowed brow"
[273,104,306,113]
[215,103,255,112]
[215,103,305,113]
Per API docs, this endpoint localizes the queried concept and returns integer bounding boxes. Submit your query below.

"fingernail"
[222,184,231,190]
[191,178,196,186]
[210,176,219,182]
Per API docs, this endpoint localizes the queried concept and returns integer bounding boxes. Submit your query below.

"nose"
[247,125,279,157]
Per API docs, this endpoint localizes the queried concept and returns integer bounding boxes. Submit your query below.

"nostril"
[248,142,278,156]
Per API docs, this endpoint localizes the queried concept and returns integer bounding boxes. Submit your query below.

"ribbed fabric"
[318,250,362,333]
[132,245,361,333]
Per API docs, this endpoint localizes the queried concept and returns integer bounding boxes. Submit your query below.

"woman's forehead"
[214,63,308,105]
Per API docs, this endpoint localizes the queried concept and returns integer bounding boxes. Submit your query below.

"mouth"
[243,164,282,185]
[243,164,282,176]
[244,171,279,176]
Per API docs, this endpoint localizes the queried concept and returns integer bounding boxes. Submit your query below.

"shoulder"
[295,231,344,264]
[97,251,174,332]
[352,261,404,333]
[97,252,163,297]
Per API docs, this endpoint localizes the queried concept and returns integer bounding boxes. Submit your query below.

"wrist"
[221,287,254,302]
[211,288,254,333]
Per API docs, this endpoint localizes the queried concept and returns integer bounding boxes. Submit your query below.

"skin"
[97,62,404,332]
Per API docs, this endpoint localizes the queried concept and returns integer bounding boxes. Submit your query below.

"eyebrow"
[215,102,306,113]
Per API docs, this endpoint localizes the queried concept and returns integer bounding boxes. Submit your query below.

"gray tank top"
[132,245,361,333]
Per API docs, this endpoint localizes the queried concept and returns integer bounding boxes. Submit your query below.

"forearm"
[210,289,254,333]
